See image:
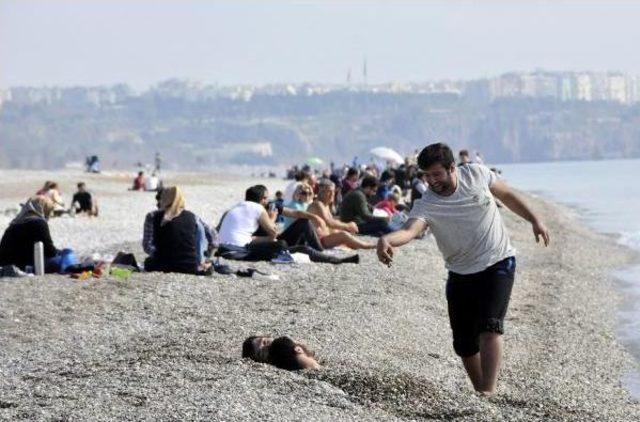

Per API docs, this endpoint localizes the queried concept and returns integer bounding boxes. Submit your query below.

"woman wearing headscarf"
[0,196,66,272]
[143,186,209,274]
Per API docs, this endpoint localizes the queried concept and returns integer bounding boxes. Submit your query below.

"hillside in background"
[2,88,640,169]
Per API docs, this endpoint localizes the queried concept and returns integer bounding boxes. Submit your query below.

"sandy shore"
[1,169,639,421]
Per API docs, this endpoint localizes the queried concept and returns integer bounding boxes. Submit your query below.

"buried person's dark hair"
[268,336,304,370]
[245,185,268,203]
[360,176,378,190]
[242,336,260,359]
[417,143,455,171]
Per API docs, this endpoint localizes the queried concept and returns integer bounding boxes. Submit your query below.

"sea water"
[498,158,640,398]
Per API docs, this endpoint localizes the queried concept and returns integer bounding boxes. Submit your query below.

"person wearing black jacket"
[143,186,209,274]
[0,196,60,272]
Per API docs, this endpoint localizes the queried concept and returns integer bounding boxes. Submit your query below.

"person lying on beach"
[71,182,99,217]
[0,196,75,273]
[216,185,358,264]
[142,186,214,274]
[377,142,550,396]
[307,179,376,250]
[242,335,320,370]
[340,176,394,236]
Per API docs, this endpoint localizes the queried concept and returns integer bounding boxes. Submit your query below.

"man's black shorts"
[446,256,516,357]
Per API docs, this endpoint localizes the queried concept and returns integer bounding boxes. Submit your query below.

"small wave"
[619,231,640,251]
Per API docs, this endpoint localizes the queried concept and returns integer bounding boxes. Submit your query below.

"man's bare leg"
[461,353,483,391]
[321,231,376,250]
[478,332,503,394]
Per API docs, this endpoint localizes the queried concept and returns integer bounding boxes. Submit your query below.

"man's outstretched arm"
[377,218,427,266]
[489,180,550,246]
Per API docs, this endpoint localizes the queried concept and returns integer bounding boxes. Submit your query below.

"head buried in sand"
[242,335,320,370]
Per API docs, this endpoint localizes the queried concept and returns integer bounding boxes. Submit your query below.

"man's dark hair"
[77,182,86,189]
[458,149,470,158]
[268,337,303,370]
[417,143,455,170]
[294,171,309,182]
[346,167,359,178]
[138,171,144,176]
[360,176,378,190]
[245,185,268,203]
[242,336,259,359]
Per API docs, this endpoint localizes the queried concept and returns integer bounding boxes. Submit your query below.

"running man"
[377,142,550,395]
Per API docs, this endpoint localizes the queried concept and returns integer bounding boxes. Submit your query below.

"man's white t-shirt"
[217,201,265,247]
[409,164,515,275]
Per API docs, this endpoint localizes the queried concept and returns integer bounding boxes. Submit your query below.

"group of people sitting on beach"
[34,180,99,217]
[130,171,163,192]
[0,181,101,274]
[0,143,550,398]
[0,147,488,277]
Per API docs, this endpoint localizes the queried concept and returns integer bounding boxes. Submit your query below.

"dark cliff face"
[2,92,639,169]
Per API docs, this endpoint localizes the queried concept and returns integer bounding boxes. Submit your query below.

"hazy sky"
[2,0,640,90]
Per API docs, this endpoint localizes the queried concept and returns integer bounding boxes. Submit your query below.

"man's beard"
[430,180,452,194]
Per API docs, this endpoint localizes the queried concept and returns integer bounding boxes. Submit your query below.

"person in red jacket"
[374,192,401,217]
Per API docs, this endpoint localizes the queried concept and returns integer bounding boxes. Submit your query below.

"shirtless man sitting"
[307,179,376,250]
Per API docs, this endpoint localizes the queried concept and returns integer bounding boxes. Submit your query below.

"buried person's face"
[242,336,273,362]
[253,336,273,362]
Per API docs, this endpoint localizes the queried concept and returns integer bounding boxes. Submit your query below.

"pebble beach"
[1,169,639,421]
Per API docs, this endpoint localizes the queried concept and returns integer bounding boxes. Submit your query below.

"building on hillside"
[575,73,592,101]
[590,73,609,101]
[559,73,576,101]
[520,72,559,98]
[627,76,640,104]
[607,73,627,103]
[491,73,522,98]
